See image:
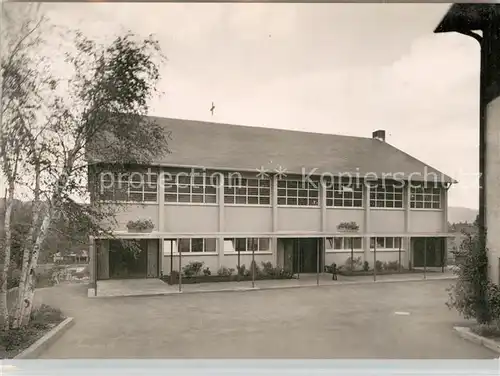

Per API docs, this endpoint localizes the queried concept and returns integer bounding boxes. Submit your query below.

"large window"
[224,238,271,253]
[277,180,319,206]
[98,172,158,203]
[164,175,217,204]
[326,237,363,251]
[326,179,363,208]
[163,238,217,254]
[224,177,270,205]
[369,181,403,208]
[370,237,402,249]
[410,185,441,209]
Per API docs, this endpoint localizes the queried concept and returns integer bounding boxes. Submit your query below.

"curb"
[453,326,500,354]
[14,317,75,359]
[89,275,455,298]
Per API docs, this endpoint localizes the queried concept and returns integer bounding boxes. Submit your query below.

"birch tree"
[12,30,170,327]
[0,3,49,331]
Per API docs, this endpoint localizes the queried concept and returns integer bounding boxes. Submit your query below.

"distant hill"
[448,206,478,225]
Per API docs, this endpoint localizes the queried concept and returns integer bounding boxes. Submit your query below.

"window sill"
[326,207,364,210]
[224,251,273,255]
[164,252,218,256]
[410,208,443,212]
[99,200,158,205]
[277,205,320,209]
[370,248,406,252]
[224,204,272,208]
[370,207,405,211]
[164,202,218,206]
[325,250,364,254]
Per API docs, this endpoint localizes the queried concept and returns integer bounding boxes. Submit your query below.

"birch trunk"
[19,208,52,326]
[0,183,15,330]
[18,157,74,326]
[12,163,41,328]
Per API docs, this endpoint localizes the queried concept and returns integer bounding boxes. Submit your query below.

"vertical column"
[98,239,110,279]
[272,174,279,265]
[363,182,371,263]
[404,183,411,268]
[89,236,95,284]
[159,238,164,277]
[484,26,500,283]
[442,187,449,268]
[320,180,327,272]
[218,173,225,269]
[158,169,165,232]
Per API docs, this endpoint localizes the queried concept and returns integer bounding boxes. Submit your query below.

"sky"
[4,3,481,209]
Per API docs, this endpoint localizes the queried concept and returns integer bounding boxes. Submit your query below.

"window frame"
[223,237,272,253]
[325,178,364,208]
[369,181,404,209]
[223,177,271,206]
[410,184,442,210]
[277,179,320,207]
[163,238,218,255]
[369,237,403,250]
[97,171,159,203]
[164,174,218,204]
[325,237,363,252]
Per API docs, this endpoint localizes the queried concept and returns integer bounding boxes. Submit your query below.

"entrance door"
[292,238,319,273]
[109,239,148,279]
[412,238,444,268]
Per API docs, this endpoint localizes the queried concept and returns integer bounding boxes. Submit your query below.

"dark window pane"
[278,198,286,205]
[192,195,203,203]
[165,194,177,202]
[287,197,297,205]
[192,238,203,252]
[235,238,246,252]
[224,195,234,204]
[179,194,190,203]
[205,195,217,203]
[386,237,394,248]
[247,238,258,251]
[298,198,308,206]
[235,196,247,204]
[259,238,270,251]
[333,238,342,250]
[205,238,216,252]
[248,196,258,204]
[179,239,190,253]
[260,197,270,205]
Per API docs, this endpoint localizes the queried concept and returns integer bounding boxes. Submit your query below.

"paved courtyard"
[35,279,496,358]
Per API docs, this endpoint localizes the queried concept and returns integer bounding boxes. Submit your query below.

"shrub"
[182,261,204,278]
[236,264,247,277]
[217,266,234,277]
[446,231,494,324]
[126,218,154,231]
[30,304,65,326]
[0,327,36,352]
[363,261,369,271]
[375,260,384,272]
[202,267,211,276]
[385,261,399,271]
[260,261,274,276]
[344,256,362,271]
[249,260,260,276]
[337,221,359,231]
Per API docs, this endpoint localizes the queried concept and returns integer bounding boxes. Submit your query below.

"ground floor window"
[326,237,363,251]
[163,238,217,255]
[224,238,271,253]
[370,237,402,249]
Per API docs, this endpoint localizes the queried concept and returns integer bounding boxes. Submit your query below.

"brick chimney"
[372,130,386,142]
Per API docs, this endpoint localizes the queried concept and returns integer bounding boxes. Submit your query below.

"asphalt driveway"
[35,280,496,358]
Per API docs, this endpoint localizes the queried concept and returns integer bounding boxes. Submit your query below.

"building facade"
[88,117,454,282]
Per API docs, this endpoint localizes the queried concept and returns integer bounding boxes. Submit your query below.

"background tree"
[11,30,170,327]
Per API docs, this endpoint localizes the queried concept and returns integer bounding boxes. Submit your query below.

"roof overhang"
[434,4,500,34]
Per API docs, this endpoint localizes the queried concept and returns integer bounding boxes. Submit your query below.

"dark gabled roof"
[89,116,455,183]
[434,4,500,33]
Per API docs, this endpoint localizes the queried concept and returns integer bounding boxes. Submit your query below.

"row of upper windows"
[95,173,443,209]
